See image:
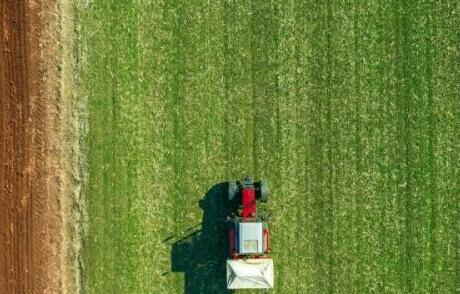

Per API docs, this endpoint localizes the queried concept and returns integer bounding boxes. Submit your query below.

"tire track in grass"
[392,1,414,291]
[177,1,209,234]
[203,0,226,186]
[250,0,279,181]
[324,2,335,292]
[421,3,438,291]
[417,3,451,291]
[163,1,186,291]
[306,1,324,290]
[222,0,254,178]
[396,2,430,291]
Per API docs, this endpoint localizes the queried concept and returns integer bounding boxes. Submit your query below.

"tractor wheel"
[259,181,269,203]
[228,181,238,202]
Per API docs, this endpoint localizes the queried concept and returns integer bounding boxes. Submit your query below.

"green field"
[80,1,459,293]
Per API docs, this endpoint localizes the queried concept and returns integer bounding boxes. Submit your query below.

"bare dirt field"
[0,1,64,293]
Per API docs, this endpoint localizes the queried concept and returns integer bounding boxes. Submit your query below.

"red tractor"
[226,177,274,289]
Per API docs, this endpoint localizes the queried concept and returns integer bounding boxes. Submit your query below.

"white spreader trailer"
[227,259,274,289]
[226,177,274,289]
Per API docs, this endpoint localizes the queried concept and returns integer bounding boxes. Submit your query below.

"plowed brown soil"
[0,1,62,293]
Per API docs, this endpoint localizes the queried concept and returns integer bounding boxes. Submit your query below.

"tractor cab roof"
[237,222,264,255]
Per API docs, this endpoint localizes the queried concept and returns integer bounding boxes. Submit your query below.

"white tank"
[226,258,274,289]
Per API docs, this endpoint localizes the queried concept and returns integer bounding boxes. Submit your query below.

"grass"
[80,1,459,293]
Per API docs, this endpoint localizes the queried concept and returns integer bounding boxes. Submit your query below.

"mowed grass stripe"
[250,0,280,180]
[223,1,255,177]
[82,0,116,291]
[292,1,315,292]
[136,1,185,292]
[134,1,172,290]
[168,2,189,291]
[372,2,398,291]
[328,1,356,292]
[249,3,285,293]
[405,2,440,291]
[359,2,387,291]
[176,2,224,292]
[308,2,334,292]
[423,2,439,291]
[273,1,296,291]
[367,2,400,291]
[202,0,226,184]
[116,2,142,291]
[167,1,187,290]
[351,2,364,290]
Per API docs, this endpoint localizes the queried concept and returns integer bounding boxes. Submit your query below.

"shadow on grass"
[171,182,237,294]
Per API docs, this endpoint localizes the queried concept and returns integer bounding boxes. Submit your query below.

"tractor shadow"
[171,182,237,294]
